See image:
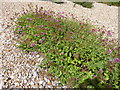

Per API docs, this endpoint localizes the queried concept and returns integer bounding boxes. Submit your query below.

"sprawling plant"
[14,6,120,88]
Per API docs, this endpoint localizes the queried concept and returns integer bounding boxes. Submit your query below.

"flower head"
[18,21,22,23]
[102,39,107,42]
[44,28,48,30]
[17,29,21,31]
[78,84,80,86]
[99,69,103,73]
[34,34,39,36]
[102,31,105,33]
[92,75,97,78]
[30,43,35,47]
[42,37,45,40]
[40,32,45,35]
[39,40,42,43]
[89,30,93,33]
[60,15,64,18]
[58,12,61,14]
[108,49,112,54]
[70,32,73,34]
[98,29,101,32]
[103,44,106,47]
[61,52,64,55]
[43,10,46,13]
[113,47,118,50]
[30,18,32,21]
[21,32,24,35]
[22,27,25,29]
[31,52,35,55]
[55,20,59,22]
[25,25,29,27]
[34,13,36,15]
[16,26,20,28]
[108,60,114,64]
[26,18,29,20]
[107,31,112,36]
[79,23,82,25]
[92,29,96,32]
[113,58,120,63]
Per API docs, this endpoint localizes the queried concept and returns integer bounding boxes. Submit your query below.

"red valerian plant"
[14,5,120,88]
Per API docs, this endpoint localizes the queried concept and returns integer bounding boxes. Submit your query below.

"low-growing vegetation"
[53,2,65,4]
[100,2,120,6]
[52,0,93,8]
[14,5,120,88]
[73,2,93,8]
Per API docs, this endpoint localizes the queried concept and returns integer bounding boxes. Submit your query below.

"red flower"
[34,34,39,36]
[25,18,29,20]
[39,40,42,43]
[42,37,45,40]
[107,31,112,36]
[108,49,112,54]
[113,58,120,63]
[55,20,59,22]
[61,52,64,55]
[30,43,35,47]
[102,31,105,33]
[40,32,45,35]
[92,29,96,31]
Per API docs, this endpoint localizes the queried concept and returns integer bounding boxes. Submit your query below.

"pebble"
[32,71,38,77]
[42,82,46,86]
[14,82,19,86]
[44,77,48,82]
[23,80,27,84]
[36,55,40,58]
[30,81,34,86]
[39,85,43,88]
[39,80,44,85]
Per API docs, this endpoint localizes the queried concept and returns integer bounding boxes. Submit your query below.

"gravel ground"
[0,1,119,88]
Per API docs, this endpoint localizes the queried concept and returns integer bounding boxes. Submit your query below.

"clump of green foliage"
[73,2,93,8]
[52,0,93,8]
[53,2,65,4]
[100,1,120,6]
[14,5,120,88]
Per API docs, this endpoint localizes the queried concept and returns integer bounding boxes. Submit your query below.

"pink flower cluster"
[107,31,112,36]
[17,29,21,31]
[109,58,120,63]
[25,18,32,21]
[108,49,112,54]
[30,42,36,47]
[38,37,45,43]
[55,20,59,22]
[16,26,20,28]
[39,40,42,43]
[41,32,45,35]
[34,34,39,36]
[61,52,64,55]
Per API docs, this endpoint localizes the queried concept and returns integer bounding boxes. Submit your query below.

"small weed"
[73,2,93,8]
[100,1,120,6]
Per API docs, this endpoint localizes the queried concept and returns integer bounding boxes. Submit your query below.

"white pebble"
[33,71,38,77]
[36,55,40,58]
[39,80,44,84]
[42,82,46,86]
[44,77,49,82]
[30,81,34,85]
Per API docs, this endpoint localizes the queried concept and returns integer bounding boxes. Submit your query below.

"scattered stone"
[39,80,44,85]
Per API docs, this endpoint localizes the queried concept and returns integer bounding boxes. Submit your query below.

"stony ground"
[0,0,119,88]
